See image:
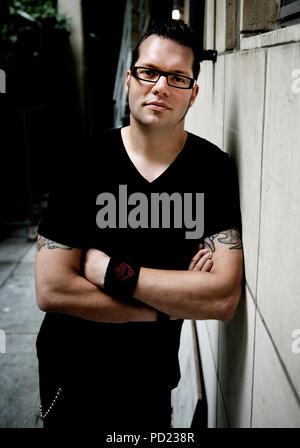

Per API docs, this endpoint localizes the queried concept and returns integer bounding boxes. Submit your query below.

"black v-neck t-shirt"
[37,128,241,390]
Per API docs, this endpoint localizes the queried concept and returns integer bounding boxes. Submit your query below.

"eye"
[139,69,157,78]
[171,75,185,84]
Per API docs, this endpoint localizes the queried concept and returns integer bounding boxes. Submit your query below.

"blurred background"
[0,0,126,239]
[0,0,188,240]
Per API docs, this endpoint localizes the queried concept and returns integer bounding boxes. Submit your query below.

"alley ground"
[0,227,43,428]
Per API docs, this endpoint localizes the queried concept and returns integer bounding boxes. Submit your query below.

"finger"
[188,253,199,270]
[189,248,210,270]
[202,258,213,272]
[188,248,209,270]
[192,249,210,266]
[188,258,197,270]
[193,251,212,271]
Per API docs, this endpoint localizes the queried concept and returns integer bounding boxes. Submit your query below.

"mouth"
[145,102,171,111]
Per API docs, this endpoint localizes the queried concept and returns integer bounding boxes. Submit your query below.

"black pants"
[37,316,176,429]
[41,381,172,429]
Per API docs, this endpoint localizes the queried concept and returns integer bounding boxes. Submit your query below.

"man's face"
[125,35,199,130]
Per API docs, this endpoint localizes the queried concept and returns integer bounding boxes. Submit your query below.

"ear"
[125,71,131,94]
[189,83,199,108]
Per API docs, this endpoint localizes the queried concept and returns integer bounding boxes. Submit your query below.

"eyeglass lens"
[135,67,193,88]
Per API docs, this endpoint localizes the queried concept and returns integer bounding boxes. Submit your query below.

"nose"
[151,74,170,96]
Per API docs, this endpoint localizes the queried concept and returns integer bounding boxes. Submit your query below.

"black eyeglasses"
[131,66,196,90]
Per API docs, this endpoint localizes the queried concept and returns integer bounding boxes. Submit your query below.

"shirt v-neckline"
[118,128,190,186]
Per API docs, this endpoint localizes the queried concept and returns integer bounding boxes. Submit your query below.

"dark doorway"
[82,0,126,139]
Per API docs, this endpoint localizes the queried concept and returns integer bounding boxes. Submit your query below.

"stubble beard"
[177,90,195,125]
[127,83,194,129]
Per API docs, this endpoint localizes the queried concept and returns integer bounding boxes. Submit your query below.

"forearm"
[36,271,157,323]
[83,230,243,322]
[133,268,232,321]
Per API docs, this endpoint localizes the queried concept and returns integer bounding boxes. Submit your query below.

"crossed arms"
[35,228,243,323]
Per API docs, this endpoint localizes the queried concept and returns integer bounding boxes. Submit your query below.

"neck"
[123,119,187,162]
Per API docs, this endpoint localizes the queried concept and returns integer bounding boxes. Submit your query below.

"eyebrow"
[140,64,192,77]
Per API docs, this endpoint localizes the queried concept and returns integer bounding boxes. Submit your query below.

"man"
[35,20,243,429]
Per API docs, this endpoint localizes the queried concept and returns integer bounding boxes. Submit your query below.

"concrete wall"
[57,0,85,129]
[172,0,300,428]
[113,0,151,128]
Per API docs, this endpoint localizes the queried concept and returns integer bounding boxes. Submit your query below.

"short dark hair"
[131,19,201,80]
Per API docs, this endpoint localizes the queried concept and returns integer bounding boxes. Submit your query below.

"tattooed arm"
[36,236,73,252]
[203,228,242,252]
[35,235,213,323]
[134,227,243,321]
[35,235,158,323]
[84,228,243,322]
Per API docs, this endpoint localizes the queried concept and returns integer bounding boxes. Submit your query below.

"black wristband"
[157,311,170,321]
[104,257,140,301]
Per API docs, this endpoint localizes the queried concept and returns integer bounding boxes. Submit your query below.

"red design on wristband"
[115,262,135,281]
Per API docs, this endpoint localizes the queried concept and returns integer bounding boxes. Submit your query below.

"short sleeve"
[37,149,92,249]
[203,155,242,238]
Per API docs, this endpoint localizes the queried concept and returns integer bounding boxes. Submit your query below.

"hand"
[188,243,213,272]
[83,248,110,288]
[168,244,213,321]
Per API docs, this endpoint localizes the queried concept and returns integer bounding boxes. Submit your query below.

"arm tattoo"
[203,228,242,252]
[37,235,73,252]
